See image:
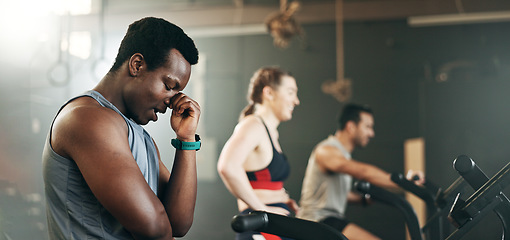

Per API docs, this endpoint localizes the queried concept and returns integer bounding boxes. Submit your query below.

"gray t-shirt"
[42,90,160,239]
[298,135,352,221]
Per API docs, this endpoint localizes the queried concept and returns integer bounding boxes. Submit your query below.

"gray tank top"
[297,135,352,221]
[42,90,160,239]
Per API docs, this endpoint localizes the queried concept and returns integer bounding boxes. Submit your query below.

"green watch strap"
[171,134,201,150]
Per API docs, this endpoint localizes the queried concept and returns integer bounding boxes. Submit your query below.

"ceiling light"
[408,11,510,27]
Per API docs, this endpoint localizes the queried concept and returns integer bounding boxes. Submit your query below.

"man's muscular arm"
[159,92,200,237]
[315,145,398,189]
[53,100,174,239]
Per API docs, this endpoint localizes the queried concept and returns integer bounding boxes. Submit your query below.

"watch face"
[171,138,182,149]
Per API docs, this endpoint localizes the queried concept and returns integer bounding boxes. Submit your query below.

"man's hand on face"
[169,92,200,141]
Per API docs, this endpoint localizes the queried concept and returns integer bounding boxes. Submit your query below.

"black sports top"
[246,119,290,190]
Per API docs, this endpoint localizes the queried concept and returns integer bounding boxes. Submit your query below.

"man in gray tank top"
[42,17,201,240]
[297,104,424,240]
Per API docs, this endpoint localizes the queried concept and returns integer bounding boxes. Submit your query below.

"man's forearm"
[162,150,197,237]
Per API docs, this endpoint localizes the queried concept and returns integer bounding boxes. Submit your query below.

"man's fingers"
[406,170,425,185]
[170,93,200,117]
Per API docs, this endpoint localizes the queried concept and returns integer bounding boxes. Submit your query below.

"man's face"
[125,49,192,125]
[352,112,375,147]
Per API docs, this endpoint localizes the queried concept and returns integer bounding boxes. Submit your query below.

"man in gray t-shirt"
[298,103,424,240]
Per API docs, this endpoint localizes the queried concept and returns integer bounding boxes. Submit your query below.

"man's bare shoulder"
[316,144,343,154]
[57,97,125,128]
[51,96,127,157]
[315,144,349,162]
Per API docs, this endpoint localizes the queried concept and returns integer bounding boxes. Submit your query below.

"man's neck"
[93,72,127,115]
[334,130,355,153]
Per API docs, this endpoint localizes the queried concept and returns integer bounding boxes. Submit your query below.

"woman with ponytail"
[217,66,300,240]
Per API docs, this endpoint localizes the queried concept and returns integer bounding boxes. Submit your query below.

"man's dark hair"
[338,103,373,130]
[110,17,199,72]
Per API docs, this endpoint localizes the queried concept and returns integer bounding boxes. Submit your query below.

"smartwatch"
[171,134,201,151]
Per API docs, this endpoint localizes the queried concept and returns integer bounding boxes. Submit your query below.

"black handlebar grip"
[453,155,476,174]
[391,172,405,182]
[231,211,269,233]
[453,155,489,190]
[354,181,371,193]
[391,173,420,182]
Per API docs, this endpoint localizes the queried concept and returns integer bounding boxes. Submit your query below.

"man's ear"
[346,121,357,133]
[128,53,144,77]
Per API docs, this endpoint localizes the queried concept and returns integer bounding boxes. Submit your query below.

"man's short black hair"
[110,17,198,72]
[338,103,373,130]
